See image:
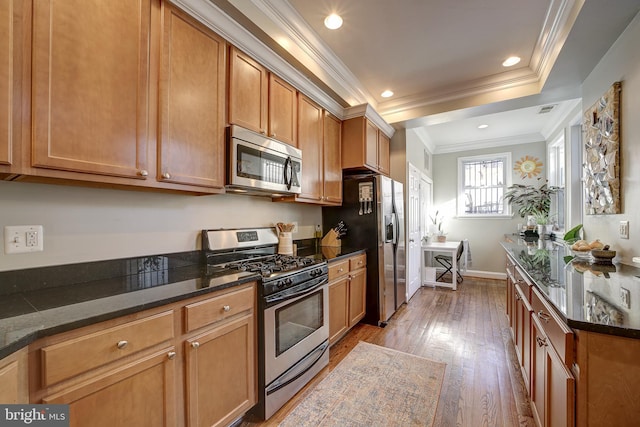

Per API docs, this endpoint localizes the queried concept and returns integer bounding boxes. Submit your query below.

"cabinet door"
[515,283,532,391]
[329,277,349,345]
[323,111,342,204]
[296,94,323,202]
[43,348,177,427]
[185,313,256,427]
[531,315,546,426]
[228,46,267,134]
[546,341,575,427]
[377,132,390,175]
[32,0,152,179]
[158,4,226,190]
[0,0,25,171]
[364,119,378,171]
[268,74,297,146]
[348,268,366,327]
[0,348,28,404]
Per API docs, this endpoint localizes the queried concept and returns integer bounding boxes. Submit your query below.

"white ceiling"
[223,0,640,153]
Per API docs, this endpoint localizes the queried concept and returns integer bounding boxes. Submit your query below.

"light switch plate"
[620,221,629,239]
[4,225,44,254]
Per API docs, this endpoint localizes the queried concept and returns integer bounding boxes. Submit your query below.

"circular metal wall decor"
[514,155,543,179]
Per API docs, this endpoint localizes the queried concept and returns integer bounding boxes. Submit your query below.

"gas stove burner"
[224,254,317,277]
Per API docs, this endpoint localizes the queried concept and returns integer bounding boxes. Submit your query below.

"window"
[548,136,565,230]
[457,153,511,217]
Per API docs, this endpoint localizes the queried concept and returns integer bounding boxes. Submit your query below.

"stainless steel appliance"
[202,228,329,420]
[322,174,406,326]
[227,125,302,196]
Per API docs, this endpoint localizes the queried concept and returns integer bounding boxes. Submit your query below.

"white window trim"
[457,152,512,218]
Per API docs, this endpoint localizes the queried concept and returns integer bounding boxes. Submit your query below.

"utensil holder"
[278,232,293,255]
[320,229,341,247]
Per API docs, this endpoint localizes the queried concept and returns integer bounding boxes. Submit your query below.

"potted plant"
[503,181,559,226]
[533,210,549,236]
[428,210,447,242]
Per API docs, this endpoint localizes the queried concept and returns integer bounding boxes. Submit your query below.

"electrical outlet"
[621,287,631,309]
[620,221,629,239]
[4,225,44,254]
[291,222,299,233]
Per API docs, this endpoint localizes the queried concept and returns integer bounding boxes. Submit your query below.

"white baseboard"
[461,270,506,280]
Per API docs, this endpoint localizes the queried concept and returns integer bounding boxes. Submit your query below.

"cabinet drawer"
[41,311,174,386]
[184,284,254,333]
[349,254,366,271]
[328,260,349,281]
[531,287,574,365]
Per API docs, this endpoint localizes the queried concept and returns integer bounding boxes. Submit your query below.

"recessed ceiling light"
[381,90,394,98]
[478,124,489,129]
[324,14,343,30]
[502,56,521,67]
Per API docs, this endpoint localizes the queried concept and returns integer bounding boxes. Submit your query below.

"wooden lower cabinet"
[328,254,367,345]
[27,282,257,426]
[185,313,255,427]
[43,347,177,427]
[531,314,575,427]
[0,347,29,403]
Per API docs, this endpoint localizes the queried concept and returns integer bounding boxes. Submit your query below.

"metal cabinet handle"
[537,310,551,322]
[515,294,521,301]
[138,170,148,177]
[117,340,128,350]
[162,172,171,179]
[191,342,200,349]
[338,268,344,273]
[223,305,231,312]
[167,351,176,360]
[536,336,548,347]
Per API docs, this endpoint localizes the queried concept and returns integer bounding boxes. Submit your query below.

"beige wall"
[580,11,640,266]
[0,181,321,271]
[432,141,547,275]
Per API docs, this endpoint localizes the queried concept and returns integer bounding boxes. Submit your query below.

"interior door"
[406,164,421,301]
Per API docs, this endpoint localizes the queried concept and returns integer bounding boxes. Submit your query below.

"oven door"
[230,137,301,194]
[263,275,329,385]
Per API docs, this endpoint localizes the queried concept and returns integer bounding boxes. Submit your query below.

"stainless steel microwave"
[227,125,302,196]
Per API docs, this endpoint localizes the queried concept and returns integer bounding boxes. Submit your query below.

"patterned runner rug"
[279,341,446,427]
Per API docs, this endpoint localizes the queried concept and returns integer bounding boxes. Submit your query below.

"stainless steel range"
[202,228,329,420]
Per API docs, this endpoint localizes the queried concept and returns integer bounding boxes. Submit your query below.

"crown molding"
[172,0,345,118]
[434,133,545,155]
[250,0,375,107]
[344,104,395,138]
[408,127,436,154]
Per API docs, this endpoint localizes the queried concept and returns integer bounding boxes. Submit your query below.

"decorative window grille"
[458,153,511,216]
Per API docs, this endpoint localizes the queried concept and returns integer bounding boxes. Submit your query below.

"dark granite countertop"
[0,245,369,361]
[501,235,640,339]
[0,252,259,360]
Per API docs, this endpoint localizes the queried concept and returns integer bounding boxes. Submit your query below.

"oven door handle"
[265,340,329,396]
[265,276,327,306]
[284,156,292,190]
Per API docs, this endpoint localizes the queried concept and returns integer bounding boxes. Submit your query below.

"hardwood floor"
[241,277,535,427]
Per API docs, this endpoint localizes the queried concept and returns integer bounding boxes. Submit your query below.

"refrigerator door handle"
[391,212,398,244]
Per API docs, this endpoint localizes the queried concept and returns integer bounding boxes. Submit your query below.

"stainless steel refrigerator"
[322,174,406,326]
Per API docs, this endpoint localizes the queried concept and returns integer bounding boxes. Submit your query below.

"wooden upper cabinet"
[364,119,378,170]
[0,0,25,173]
[297,94,323,202]
[342,116,390,175]
[31,0,152,179]
[323,111,342,204]
[158,4,226,190]
[377,132,390,175]
[268,74,297,146]
[228,46,268,134]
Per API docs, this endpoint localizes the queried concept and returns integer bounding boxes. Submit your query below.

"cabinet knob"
[270,132,276,137]
[117,340,128,350]
[223,305,231,312]
[261,129,266,135]
[162,172,171,179]
[515,294,521,301]
[537,310,550,322]
[167,351,176,360]
[191,342,200,349]
[338,268,344,273]
[138,170,148,177]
